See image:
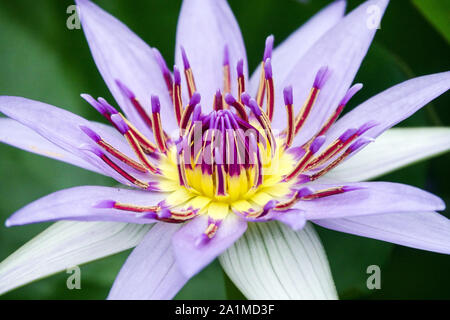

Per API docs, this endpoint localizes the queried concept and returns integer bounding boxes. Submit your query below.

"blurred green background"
[0,0,449,300]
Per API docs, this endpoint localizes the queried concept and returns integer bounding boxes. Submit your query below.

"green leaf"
[412,0,450,43]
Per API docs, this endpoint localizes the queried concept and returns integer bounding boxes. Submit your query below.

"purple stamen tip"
[173,65,181,85]
[248,99,262,117]
[189,92,201,106]
[263,35,274,61]
[110,114,129,134]
[349,137,374,152]
[142,212,158,219]
[79,144,103,158]
[297,187,314,198]
[93,200,115,209]
[313,66,331,89]
[340,83,363,105]
[151,95,161,113]
[342,185,365,193]
[240,92,251,106]
[158,208,172,219]
[180,46,190,69]
[152,48,170,75]
[310,135,326,153]
[146,182,160,191]
[224,93,236,105]
[237,59,244,77]
[192,104,202,121]
[283,86,293,105]
[223,45,230,66]
[98,98,119,115]
[263,200,277,213]
[81,94,106,114]
[195,233,210,248]
[115,79,135,99]
[80,125,101,142]
[339,128,357,142]
[357,120,378,135]
[264,58,273,79]
[296,174,311,184]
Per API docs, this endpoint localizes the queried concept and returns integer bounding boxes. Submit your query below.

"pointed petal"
[0,96,141,184]
[325,71,450,144]
[279,0,389,142]
[172,214,247,278]
[250,0,346,127]
[6,186,167,226]
[0,118,101,174]
[296,182,444,220]
[108,223,187,300]
[314,211,450,254]
[76,0,177,134]
[219,222,337,299]
[175,0,247,109]
[0,221,151,295]
[327,127,450,182]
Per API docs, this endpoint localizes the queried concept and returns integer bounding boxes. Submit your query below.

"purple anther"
[173,65,181,85]
[310,135,326,154]
[248,99,262,117]
[313,66,331,89]
[224,93,236,105]
[262,200,277,215]
[223,45,230,66]
[151,95,161,113]
[283,86,293,105]
[240,92,251,106]
[93,200,115,209]
[79,144,104,158]
[152,48,171,76]
[115,79,135,99]
[348,137,374,153]
[98,98,119,115]
[340,83,363,106]
[237,59,244,77]
[296,187,314,199]
[296,174,311,184]
[195,233,210,248]
[180,46,191,69]
[342,185,365,193]
[189,92,201,107]
[264,58,273,79]
[357,121,378,135]
[81,94,106,115]
[263,35,274,61]
[80,125,101,142]
[192,104,202,122]
[110,114,130,134]
[339,128,358,142]
[158,208,172,219]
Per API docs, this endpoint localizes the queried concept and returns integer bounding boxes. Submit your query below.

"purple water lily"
[0,0,449,300]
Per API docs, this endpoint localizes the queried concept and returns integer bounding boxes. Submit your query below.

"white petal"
[219,222,337,300]
[0,221,150,295]
[327,127,450,182]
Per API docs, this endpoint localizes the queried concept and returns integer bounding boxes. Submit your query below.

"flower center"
[84,36,376,241]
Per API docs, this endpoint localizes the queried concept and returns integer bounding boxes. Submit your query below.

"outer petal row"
[219,222,338,299]
[76,0,178,135]
[0,221,151,295]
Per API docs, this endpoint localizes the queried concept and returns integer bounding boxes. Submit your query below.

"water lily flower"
[0,0,449,300]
